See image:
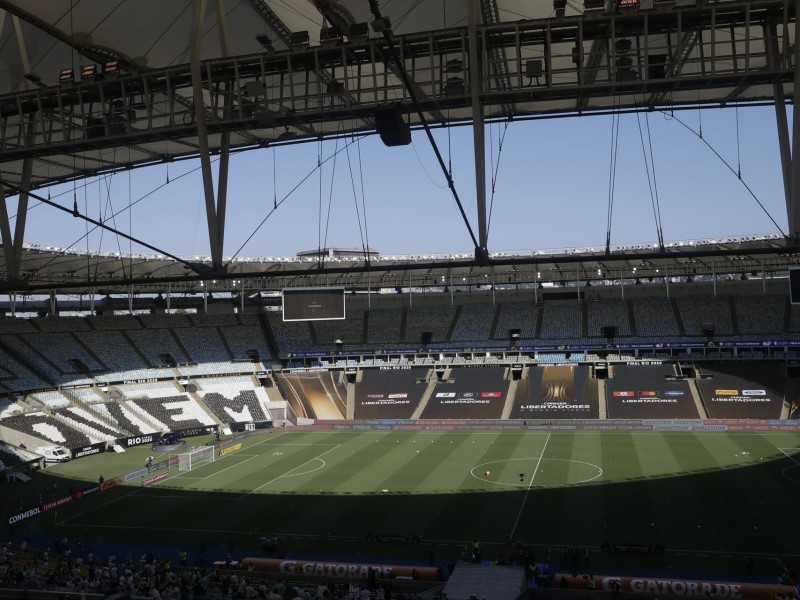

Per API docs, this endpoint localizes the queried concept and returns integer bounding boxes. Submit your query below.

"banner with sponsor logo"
[606,365,697,419]
[7,506,41,525]
[118,433,161,448]
[174,425,217,438]
[354,368,428,419]
[143,472,169,487]
[555,574,797,600]
[696,363,785,419]
[218,442,242,458]
[124,467,150,482]
[422,367,509,419]
[239,558,437,581]
[149,459,169,473]
[511,365,598,419]
[71,442,106,459]
[41,495,72,512]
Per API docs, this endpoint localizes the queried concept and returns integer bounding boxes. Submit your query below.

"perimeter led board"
[282,287,345,321]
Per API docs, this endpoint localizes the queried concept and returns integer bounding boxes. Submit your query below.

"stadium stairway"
[442,564,526,600]
[410,377,438,419]
[500,379,518,419]
[118,397,167,432]
[346,381,355,419]
[689,379,709,418]
[598,378,608,419]
[62,387,126,435]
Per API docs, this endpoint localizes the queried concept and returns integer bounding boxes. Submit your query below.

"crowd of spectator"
[0,536,428,600]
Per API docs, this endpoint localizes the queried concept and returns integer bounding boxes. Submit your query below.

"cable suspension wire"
[605,97,620,255]
[356,135,371,264]
[317,137,323,265]
[662,111,787,237]
[0,178,197,271]
[322,131,343,261]
[487,119,510,236]
[14,158,214,277]
[345,125,368,261]
[643,111,665,251]
[225,135,366,267]
[633,96,663,251]
[367,0,480,252]
[735,104,742,179]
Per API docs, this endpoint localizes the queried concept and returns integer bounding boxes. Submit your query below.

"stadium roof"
[0,0,793,189]
[7,232,794,295]
[0,0,797,293]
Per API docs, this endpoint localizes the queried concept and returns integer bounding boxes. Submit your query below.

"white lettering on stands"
[8,507,41,525]
[278,561,392,579]
[126,435,154,447]
[600,577,742,598]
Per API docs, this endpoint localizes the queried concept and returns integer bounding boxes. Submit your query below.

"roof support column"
[190,0,225,272]
[469,0,489,263]
[0,121,34,283]
[764,23,793,227]
[214,0,231,253]
[791,0,800,240]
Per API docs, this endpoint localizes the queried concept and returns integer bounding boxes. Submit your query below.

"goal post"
[177,445,215,471]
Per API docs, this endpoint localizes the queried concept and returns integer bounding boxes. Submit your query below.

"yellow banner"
[218,443,242,458]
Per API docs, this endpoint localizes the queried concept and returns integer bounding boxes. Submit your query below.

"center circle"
[470,458,603,487]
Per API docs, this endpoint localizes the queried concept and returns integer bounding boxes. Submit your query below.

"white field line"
[509,432,550,539]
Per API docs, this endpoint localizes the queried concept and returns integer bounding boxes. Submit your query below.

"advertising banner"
[71,442,106,459]
[218,443,242,458]
[143,472,169,487]
[554,574,797,600]
[118,433,161,448]
[239,558,437,581]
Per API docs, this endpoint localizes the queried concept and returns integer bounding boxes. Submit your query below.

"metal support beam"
[190,0,225,272]
[0,120,34,282]
[469,0,488,259]
[765,22,792,214]
[215,0,231,254]
[792,0,800,239]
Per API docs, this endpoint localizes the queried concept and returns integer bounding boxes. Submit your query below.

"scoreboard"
[282,287,345,321]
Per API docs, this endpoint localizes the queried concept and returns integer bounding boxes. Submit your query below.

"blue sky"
[17,104,789,259]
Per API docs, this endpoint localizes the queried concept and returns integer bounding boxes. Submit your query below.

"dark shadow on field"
[3,446,799,579]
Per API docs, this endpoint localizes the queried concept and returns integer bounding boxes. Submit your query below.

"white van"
[35,446,71,464]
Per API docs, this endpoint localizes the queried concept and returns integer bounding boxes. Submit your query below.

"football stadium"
[0,1,800,600]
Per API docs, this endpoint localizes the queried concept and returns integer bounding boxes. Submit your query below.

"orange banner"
[555,574,797,600]
[241,558,437,581]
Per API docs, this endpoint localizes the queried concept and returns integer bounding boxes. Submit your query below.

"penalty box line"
[778,448,800,466]
[57,432,290,526]
[241,444,341,498]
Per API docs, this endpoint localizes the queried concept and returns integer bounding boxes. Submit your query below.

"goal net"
[177,446,215,471]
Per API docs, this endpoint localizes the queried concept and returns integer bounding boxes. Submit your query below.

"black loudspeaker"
[375,107,411,147]
[602,325,617,339]
[509,328,521,340]
[701,323,715,338]
[421,331,433,346]
[87,117,104,139]
[648,54,667,79]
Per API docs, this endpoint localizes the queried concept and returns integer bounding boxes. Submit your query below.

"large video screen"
[282,287,345,322]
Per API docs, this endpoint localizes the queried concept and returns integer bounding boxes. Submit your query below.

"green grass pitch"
[12,429,800,569]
